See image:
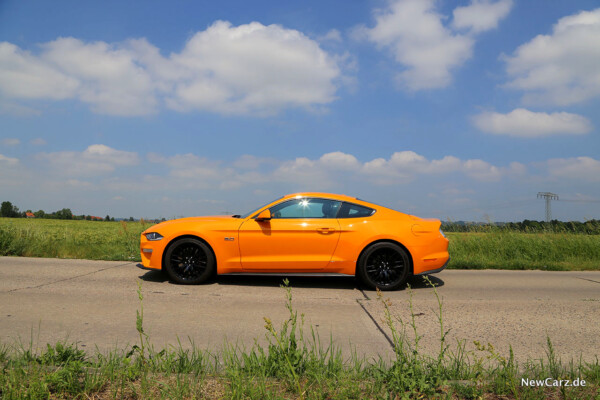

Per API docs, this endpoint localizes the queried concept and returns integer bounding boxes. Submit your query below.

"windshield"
[238,197,283,219]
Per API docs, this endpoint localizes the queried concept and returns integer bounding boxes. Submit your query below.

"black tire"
[164,238,215,285]
[357,242,410,291]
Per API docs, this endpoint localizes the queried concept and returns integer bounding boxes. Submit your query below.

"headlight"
[439,228,446,238]
[145,232,164,241]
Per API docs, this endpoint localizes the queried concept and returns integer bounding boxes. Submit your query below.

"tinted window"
[269,198,341,219]
[338,202,375,218]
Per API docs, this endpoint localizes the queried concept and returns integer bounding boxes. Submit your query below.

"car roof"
[282,192,370,204]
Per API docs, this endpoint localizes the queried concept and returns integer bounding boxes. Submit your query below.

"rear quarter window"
[338,202,375,218]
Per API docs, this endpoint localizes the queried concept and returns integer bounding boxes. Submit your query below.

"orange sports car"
[139,193,449,290]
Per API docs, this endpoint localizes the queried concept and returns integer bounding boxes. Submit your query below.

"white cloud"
[452,0,513,33]
[30,138,47,146]
[319,29,343,42]
[503,8,600,105]
[4,146,600,220]
[0,153,19,165]
[0,100,42,116]
[2,138,20,146]
[361,151,503,182]
[546,157,600,182]
[0,21,343,117]
[318,151,360,170]
[0,42,79,100]
[39,144,139,176]
[472,108,592,137]
[167,21,341,115]
[360,0,512,90]
[42,38,158,116]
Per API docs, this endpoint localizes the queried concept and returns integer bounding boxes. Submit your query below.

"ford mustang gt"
[139,193,449,290]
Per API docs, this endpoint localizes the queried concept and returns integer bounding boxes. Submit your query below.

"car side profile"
[139,193,449,290]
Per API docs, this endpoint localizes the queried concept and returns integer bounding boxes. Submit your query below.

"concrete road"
[1,256,599,364]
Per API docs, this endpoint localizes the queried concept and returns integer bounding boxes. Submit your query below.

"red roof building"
[25,212,35,218]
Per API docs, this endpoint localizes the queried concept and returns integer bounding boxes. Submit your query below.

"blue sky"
[1,0,599,221]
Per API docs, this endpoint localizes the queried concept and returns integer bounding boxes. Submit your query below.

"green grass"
[1,280,598,399]
[0,218,149,261]
[1,217,600,270]
[447,230,600,271]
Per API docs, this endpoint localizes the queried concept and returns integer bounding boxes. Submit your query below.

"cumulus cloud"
[42,38,158,115]
[1,138,20,146]
[0,154,19,165]
[5,145,600,220]
[38,144,139,176]
[144,149,515,192]
[545,157,600,182]
[319,29,343,42]
[472,108,592,137]
[452,0,513,33]
[167,21,340,115]
[0,42,79,100]
[0,21,343,116]
[360,151,505,182]
[359,0,512,90]
[503,8,600,106]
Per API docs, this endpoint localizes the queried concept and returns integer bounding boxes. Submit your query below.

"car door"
[238,197,341,271]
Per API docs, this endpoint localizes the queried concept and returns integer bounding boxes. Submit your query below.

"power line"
[560,199,600,203]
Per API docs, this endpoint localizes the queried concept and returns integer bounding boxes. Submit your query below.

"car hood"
[143,215,240,233]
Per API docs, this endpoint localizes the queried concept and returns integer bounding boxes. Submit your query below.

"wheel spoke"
[170,243,207,281]
[365,247,407,287]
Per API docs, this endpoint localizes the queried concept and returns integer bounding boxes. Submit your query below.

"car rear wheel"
[164,238,215,285]
[357,242,410,291]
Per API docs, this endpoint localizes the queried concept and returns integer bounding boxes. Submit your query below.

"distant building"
[90,216,103,221]
[25,212,35,218]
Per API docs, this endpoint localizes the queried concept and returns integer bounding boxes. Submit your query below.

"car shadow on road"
[216,274,358,290]
[138,269,444,291]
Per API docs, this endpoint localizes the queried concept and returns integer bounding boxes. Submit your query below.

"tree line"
[442,219,600,234]
[0,201,129,222]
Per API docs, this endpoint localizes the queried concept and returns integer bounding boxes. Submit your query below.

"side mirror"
[255,209,271,221]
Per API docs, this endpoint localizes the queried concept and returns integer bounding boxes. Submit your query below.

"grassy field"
[0,217,599,270]
[0,218,149,261]
[1,280,598,399]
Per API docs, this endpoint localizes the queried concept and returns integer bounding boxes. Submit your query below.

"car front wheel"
[357,242,410,291]
[164,238,215,284]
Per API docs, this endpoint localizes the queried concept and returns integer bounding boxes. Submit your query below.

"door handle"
[317,227,336,233]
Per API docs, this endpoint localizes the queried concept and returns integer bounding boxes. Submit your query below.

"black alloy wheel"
[164,238,215,284]
[357,242,410,291]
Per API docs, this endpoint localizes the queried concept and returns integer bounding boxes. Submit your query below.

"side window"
[269,198,341,219]
[338,202,375,218]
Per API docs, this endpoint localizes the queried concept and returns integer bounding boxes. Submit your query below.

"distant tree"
[111,217,115,222]
[34,210,46,218]
[1,201,20,218]
[129,216,134,221]
[85,215,91,220]
[55,208,73,220]
[105,215,111,221]
[2,201,12,217]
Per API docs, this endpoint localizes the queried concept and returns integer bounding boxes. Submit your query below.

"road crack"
[575,277,600,285]
[2,262,134,293]
[355,296,395,350]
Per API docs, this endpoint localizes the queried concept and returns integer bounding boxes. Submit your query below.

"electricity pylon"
[537,192,558,222]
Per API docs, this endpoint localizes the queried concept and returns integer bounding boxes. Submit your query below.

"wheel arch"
[161,234,217,274]
[355,239,414,276]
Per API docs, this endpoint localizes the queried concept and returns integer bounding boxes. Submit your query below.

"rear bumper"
[415,257,450,276]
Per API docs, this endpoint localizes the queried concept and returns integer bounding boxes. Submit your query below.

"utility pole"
[537,192,558,222]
